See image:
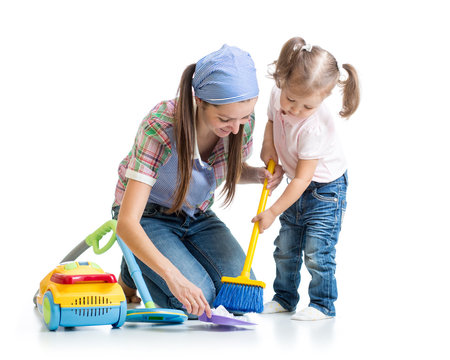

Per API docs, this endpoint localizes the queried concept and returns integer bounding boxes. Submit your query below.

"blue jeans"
[114,203,252,311]
[272,172,348,316]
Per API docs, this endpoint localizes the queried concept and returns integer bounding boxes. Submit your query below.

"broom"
[213,160,276,313]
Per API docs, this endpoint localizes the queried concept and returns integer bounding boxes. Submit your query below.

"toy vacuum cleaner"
[36,261,127,330]
[34,220,187,330]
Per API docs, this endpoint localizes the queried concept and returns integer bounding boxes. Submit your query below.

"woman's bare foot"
[118,274,141,304]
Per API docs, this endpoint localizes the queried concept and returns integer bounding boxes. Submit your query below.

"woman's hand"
[255,163,284,195]
[165,269,212,318]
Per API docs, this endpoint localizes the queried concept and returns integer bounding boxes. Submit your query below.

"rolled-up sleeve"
[125,120,172,186]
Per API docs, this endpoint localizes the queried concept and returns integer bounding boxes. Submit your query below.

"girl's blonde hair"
[270,37,360,118]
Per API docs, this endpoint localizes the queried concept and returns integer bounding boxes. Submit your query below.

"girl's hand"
[251,208,277,234]
[165,270,212,318]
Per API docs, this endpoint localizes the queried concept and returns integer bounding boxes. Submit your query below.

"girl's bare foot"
[118,274,141,304]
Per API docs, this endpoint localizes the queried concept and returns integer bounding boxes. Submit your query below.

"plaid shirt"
[113,99,254,211]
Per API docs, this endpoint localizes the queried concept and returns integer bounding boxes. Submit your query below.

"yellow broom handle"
[241,160,276,278]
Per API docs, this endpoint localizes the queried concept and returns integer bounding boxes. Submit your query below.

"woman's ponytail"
[170,63,196,214]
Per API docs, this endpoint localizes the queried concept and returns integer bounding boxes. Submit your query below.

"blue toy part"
[113,301,127,328]
[116,238,154,306]
[59,303,125,328]
[126,308,188,323]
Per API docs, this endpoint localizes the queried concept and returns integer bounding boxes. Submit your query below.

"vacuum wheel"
[43,291,60,331]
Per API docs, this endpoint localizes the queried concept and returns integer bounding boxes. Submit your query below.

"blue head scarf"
[192,45,259,105]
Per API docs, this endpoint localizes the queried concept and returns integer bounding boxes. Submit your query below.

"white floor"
[4,289,447,359]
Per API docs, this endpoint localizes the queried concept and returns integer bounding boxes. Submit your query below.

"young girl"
[113,45,283,318]
[253,37,360,320]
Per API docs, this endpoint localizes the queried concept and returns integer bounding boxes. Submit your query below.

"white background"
[1,0,449,358]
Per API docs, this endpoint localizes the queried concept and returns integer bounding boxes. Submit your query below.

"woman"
[113,45,283,318]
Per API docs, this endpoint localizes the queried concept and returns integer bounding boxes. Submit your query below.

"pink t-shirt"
[267,86,347,183]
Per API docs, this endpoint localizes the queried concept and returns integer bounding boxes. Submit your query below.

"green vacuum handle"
[85,220,118,254]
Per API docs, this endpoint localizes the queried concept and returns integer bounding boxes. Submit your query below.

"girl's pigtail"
[338,64,360,118]
[171,63,196,214]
